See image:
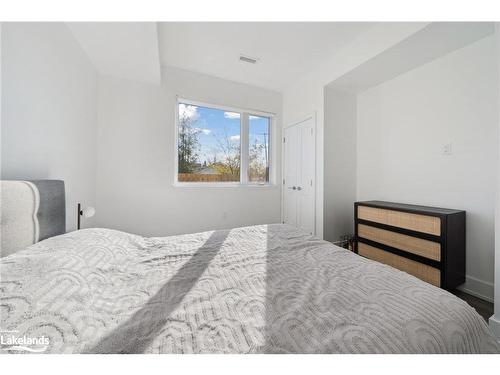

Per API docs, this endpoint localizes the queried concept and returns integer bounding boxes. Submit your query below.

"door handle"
[287,186,296,190]
[297,186,302,191]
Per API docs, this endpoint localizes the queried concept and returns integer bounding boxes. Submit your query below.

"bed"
[1,181,499,353]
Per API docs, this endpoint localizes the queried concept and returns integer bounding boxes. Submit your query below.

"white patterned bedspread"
[1,224,499,354]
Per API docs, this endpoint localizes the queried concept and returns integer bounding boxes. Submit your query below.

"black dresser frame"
[354,201,466,290]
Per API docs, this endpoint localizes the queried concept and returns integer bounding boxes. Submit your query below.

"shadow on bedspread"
[84,230,229,354]
[82,225,500,354]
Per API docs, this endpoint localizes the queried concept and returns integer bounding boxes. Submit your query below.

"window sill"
[172,182,278,189]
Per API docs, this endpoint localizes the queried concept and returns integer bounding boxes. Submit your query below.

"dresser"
[354,201,465,289]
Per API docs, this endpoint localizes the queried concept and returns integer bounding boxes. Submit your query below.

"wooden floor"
[452,290,493,322]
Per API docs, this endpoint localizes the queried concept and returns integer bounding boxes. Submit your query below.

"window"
[248,115,270,183]
[176,99,272,185]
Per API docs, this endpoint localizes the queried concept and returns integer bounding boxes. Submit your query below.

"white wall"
[489,23,500,340]
[323,88,357,242]
[1,24,2,166]
[95,67,282,236]
[1,23,98,231]
[357,35,498,301]
[283,23,429,238]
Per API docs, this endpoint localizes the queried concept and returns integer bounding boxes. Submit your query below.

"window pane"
[248,115,270,183]
[178,103,240,182]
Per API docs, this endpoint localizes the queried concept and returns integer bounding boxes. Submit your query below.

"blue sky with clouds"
[179,103,269,164]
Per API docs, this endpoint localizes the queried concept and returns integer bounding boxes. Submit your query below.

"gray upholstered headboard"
[0,180,66,257]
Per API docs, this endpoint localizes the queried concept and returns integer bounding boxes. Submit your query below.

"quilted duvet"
[1,224,499,353]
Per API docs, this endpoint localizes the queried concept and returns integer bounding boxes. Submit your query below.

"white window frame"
[174,97,276,188]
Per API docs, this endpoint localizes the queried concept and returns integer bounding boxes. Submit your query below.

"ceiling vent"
[239,55,258,64]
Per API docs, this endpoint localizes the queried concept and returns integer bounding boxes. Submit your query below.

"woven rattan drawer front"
[357,224,441,261]
[357,206,441,236]
[358,242,441,287]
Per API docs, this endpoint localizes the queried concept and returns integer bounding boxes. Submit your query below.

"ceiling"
[328,22,495,93]
[65,22,492,93]
[157,22,376,92]
[67,22,161,85]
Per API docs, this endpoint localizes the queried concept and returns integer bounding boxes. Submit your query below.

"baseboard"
[489,315,500,342]
[456,275,494,303]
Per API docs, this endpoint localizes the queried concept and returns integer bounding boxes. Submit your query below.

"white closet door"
[283,124,299,227]
[296,120,315,235]
[283,118,315,235]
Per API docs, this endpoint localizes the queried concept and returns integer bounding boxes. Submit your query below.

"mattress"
[1,224,499,353]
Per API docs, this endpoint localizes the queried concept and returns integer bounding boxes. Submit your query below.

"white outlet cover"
[443,143,453,155]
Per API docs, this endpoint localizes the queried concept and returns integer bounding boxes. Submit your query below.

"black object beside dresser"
[354,201,465,289]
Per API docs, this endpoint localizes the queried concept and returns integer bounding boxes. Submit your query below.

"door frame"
[281,113,317,234]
